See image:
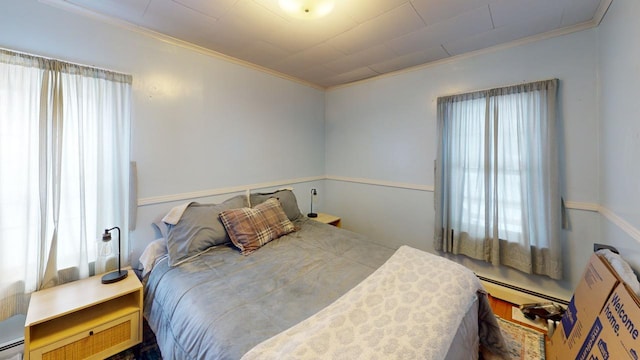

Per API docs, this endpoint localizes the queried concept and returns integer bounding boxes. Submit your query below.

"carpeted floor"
[497,317,546,360]
[109,317,545,360]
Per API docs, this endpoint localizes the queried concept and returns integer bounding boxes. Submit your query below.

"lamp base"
[101,269,128,284]
[307,212,318,218]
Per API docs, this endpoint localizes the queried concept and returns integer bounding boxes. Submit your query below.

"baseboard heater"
[0,339,24,356]
[476,275,569,306]
[0,314,26,360]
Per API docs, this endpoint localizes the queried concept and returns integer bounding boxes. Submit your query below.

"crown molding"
[328,18,602,91]
[40,0,607,92]
[39,0,324,91]
[593,0,613,26]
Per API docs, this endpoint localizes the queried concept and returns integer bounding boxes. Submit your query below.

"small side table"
[24,269,143,360]
[311,213,341,227]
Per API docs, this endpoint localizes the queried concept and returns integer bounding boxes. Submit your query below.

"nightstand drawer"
[30,311,140,360]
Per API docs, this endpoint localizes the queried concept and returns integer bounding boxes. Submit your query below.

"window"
[434,79,562,279]
[0,50,131,320]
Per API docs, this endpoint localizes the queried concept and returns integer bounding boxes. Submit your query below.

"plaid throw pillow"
[219,198,295,255]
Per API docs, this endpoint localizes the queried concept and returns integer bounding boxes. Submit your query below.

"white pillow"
[139,238,168,277]
[597,249,640,296]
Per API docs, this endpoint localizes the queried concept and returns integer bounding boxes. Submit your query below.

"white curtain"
[0,49,131,321]
[434,79,562,279]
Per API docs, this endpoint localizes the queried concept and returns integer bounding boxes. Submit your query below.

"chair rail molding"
[137,174,640,245]
[137,176,324,206]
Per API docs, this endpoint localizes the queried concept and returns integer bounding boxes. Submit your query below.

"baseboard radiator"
[0,314,25,360]
[0,339,24,359]
[477,275,569,306]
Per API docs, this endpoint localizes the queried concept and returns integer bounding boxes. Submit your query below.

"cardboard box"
[548,252,640,359]
[547,252,623,359]
[579,283,640,360]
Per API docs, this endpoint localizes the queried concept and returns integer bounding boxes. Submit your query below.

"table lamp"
[308,188,318,218]
[100,226,128,284]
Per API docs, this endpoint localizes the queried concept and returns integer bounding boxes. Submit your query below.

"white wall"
[0,0,326,264]
[597,0,640,270]
[325,29,601,300]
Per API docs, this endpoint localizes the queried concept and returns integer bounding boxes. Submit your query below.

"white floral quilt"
[242,245,508,360]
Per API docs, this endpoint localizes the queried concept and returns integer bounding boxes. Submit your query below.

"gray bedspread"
[144,218,395,360]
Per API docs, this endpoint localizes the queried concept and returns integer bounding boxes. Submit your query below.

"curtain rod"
[0,46,132,81]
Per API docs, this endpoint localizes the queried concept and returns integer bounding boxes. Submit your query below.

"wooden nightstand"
[311,213,342,227]
[24,269,142,360]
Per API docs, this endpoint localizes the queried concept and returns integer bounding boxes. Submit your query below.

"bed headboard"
[128,183,320,270]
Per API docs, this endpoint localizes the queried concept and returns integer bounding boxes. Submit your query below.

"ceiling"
[49,0,610,88]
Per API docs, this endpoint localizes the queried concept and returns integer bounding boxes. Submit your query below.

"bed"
[141,190,509,359]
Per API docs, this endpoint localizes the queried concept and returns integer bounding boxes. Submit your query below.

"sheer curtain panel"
[434,79,562,279]
[0,49,131,321]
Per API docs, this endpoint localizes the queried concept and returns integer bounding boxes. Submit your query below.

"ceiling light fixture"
[278,0,335,20]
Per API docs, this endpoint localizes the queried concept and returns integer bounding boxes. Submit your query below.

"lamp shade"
[100,226,128,284]
[278,0,335,19]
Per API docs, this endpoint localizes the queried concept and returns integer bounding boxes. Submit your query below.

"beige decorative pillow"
[219,198,295,255]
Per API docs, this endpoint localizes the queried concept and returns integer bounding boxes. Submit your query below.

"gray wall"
[0,0,327,264]
[2,0,638,301]
[598,0,640,270]
[324,29,601,301]
[323,0,640,301]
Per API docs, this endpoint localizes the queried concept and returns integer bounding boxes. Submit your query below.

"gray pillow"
[250,189,303,221]
[152,216,170,239]
[166,194,248,266]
